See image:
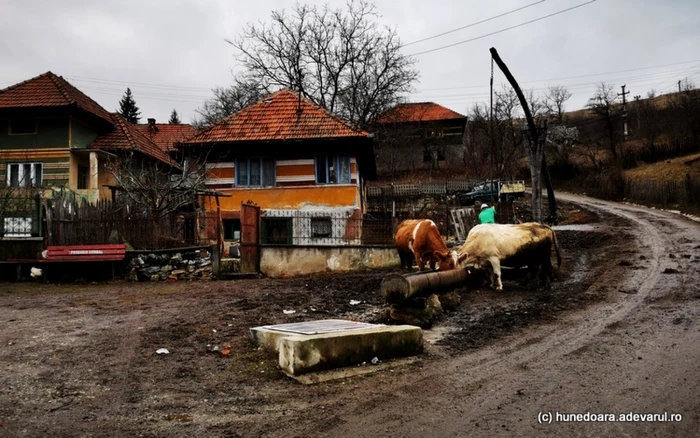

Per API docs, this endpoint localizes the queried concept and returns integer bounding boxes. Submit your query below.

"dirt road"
[323,193,700,437]
[0,194,698,437]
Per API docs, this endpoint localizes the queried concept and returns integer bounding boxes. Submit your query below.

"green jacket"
[478,207,497,224]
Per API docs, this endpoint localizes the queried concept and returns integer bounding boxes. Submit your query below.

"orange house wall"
[205,185,361,211]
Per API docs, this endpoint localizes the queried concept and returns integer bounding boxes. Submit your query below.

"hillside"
[625,152,700,183]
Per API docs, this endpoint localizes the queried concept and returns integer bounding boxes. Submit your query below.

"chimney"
[147,118,157,134]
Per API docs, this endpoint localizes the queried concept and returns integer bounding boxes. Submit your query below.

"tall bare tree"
[193,79,266,128]
[229,0,418,128]
[544,85,572,123]
[465,87,526,179]
[586,82,621,159]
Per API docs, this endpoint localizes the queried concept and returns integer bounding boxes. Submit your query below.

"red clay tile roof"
[375,102,466,124]
[0,71,113,125]
[182,89,368,144]
[135,123,195,152]
[91,113,179,168]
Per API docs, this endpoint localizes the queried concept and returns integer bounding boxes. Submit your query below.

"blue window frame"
[236,157,275,187]
[315,154,351,184]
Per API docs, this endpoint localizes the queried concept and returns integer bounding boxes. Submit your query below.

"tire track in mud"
[321,193,698,438]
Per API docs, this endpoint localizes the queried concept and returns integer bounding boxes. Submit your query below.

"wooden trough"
[382,267,472,304]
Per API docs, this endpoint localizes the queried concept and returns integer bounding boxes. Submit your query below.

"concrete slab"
[250,319,423,376]
[290,357,419,384]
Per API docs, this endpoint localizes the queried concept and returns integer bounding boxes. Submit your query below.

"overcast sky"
[2,0,699,124]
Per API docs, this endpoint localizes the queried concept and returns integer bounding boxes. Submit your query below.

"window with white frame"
[236,157,276,187]
[6,163,42,187]
[315,154,350,184]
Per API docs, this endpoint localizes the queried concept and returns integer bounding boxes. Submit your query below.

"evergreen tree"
[168,109,182,124]
[117,88,141,124]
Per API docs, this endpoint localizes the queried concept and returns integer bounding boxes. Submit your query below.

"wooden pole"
[382,267,472,304]
[489,47,557,222]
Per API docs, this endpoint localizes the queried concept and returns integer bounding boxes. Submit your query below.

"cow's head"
[433,250,456,271]
[457,252,469,266]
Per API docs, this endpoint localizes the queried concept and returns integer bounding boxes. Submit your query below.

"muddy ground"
[1,197,698,437]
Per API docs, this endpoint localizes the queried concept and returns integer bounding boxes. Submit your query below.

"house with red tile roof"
[0,72,179,237]
[179,88,376,248]
[373,102,467,177]
[136,118,195,153]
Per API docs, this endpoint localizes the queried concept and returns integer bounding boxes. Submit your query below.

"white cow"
[457,222,561,291]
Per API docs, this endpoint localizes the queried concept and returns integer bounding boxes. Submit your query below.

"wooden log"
[382,267,472,304]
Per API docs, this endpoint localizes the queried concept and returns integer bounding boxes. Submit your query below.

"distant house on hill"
[372,102,467,177]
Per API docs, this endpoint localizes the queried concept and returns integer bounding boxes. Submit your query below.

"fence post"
[210,244,220,275]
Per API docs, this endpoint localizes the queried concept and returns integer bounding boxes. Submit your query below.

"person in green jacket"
[478,203,497,224]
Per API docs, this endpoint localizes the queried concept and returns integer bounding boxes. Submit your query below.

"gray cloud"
[2,0,699,123]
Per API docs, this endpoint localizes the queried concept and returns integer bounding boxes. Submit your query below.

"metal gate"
[240,203,260,273]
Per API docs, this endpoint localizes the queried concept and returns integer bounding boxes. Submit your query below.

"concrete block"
[250,320,423,376]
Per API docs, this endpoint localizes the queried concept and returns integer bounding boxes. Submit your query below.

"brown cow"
[395,219,457,272]
[456,222,561,291]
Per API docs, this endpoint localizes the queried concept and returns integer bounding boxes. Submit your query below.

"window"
[311,217,332,238]
[236,158,275,187]
[261,218,292,244]
[223,219,241,241]
[9,119,37,135]
[3,218,32,237]
[6,163,42,187]
[77,165,88,190]
[316,154,350,184]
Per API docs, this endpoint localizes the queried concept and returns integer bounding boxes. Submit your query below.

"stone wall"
[125,247,216,281]
[260,245,399,278]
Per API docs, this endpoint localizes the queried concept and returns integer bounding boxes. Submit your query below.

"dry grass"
[624,152,700,183]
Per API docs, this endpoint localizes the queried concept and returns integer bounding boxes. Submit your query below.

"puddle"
[423,324,456,344]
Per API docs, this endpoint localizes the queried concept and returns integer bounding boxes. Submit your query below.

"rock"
[143,266,160,276]
[156,348,170,355]
[426,294,443,315]
[150,275,161,282]
[371,357,380,365]
[439,291,462,311]
[170,253,183,262]
[171,269,186,275]
[160,265,173,273]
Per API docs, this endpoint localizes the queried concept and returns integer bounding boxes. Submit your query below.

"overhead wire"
[401,0,546,47]
[408,0,597,56]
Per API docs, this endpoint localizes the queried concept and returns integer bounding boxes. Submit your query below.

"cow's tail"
[552,228,562,269]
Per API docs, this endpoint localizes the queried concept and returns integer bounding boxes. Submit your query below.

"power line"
[408,0,597,57]
[401,0,546,47]
[417,59,700,92]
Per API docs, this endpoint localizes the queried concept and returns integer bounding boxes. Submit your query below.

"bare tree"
[544,85,572,123]
[193,79,266,128]
[525,89,546,120]
[465,87,526,178]
[104,153,210,218]
[229,0,418,128]
[586,82,622,159]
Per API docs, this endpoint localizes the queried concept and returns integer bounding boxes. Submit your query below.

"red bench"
[45,244,127,262]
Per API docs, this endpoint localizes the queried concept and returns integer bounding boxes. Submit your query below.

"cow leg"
[416,253,425,271]
[488,256,503,291]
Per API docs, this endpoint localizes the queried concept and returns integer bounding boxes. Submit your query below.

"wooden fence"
[45,198,214,250]
[367,180,477,198]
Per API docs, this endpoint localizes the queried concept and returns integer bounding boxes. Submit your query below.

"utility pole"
[618,84,630,140]
[678,80,682,93]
